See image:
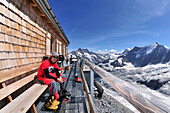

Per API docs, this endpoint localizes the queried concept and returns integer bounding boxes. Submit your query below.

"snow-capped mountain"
[109,42,170,67]
[97,49,119,55]
[69,42,170,67]
[124,42,170,67]
[121,48,132,55]
[69,43,170,95]
[69,48,119,64]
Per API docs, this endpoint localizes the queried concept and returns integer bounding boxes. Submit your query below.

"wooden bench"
[0,63,48,113]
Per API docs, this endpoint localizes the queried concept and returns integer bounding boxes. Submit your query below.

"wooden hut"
[0,0,69,73]
[0,0,70,110]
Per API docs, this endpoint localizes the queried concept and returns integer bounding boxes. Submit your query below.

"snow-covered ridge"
[69,42,170,96]
[69,48,119,64]
[124,42,170,67]
[96,49,119,55]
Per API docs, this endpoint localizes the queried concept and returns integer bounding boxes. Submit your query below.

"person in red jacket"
[37,52,70,110]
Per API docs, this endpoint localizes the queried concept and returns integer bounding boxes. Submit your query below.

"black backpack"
[59,55,65,62]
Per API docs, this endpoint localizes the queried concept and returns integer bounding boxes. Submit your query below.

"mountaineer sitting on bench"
[37,52,71,110]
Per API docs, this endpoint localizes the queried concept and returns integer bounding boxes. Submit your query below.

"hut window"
[46,38,51,55]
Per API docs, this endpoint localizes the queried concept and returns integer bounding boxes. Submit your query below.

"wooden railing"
[79,57,170,113]
[79,64,96,113]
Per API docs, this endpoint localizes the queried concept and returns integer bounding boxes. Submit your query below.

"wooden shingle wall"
[0,0,69,73]
[0,0,46,73]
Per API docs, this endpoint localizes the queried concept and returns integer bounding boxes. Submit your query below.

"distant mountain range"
[69,48,119,64]
[69,43,170,95]
[69,42,170,67]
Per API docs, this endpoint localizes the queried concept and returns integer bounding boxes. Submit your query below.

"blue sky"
[48,0,170,52]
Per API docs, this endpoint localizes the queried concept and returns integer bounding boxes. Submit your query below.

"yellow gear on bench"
[44,100,60,110]
[53,100,60,105]
[46,102,59,110]
[44,95,60,110]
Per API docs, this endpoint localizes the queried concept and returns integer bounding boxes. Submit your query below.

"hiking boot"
[47,103,58,110]
[44,94,59,109]
[60,89,71,98]
[53,100,60,106]
[44,100,60,110]
[75,76,81,82]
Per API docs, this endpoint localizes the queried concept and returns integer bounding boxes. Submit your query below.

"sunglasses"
[53,56,59,59]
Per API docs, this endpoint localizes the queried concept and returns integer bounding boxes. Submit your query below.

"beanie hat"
[52,52,59,57]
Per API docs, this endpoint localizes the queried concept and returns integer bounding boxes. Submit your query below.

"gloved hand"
[59,70,64,74]
[57,76,63,84]
[61,70,64,74]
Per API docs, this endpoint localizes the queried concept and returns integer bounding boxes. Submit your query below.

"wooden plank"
[0,63,40,83]
[0,84,40,113]
[0,72,37,101]
[0,84,47,113]
[14,85,47,113]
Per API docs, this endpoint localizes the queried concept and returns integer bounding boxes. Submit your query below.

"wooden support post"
[0,83,13,102]
[30,104,37,113]
[90,68,94,100]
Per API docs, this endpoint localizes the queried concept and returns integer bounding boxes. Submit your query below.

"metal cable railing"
[79,57,170,113]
